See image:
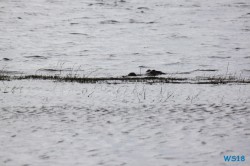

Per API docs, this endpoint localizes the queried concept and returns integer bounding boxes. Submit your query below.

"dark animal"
[128,72,137,76]
[146,69,165,76]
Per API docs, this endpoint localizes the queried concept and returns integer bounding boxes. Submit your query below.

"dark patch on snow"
[69,33,88,35]
[208,56,231,59]
[24,56,48,59]
[3,58,11,61]
[137,7,150,10]
[100,20,119,24]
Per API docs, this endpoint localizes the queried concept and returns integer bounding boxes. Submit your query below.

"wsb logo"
[224,155,245,162]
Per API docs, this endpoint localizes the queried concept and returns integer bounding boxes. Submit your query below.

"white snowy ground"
[1,0,250,166]
[0,0,250,77]
[0,80,250,166]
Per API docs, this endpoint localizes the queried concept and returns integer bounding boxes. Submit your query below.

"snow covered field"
[1,0,250,166]
[1,80,250,166]
[0,0,250,77]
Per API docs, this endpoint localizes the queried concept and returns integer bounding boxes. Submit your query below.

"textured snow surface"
[0,0,250,77]
[1,80,250,166]
[1,0,250,165]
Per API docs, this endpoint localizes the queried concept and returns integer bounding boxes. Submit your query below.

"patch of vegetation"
[14,75,188,84]
[195,75,250,84]
[0,75,11,81]
[1,73,250,84]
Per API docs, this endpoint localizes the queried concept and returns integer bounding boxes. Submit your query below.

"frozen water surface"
[0,0,250,166]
